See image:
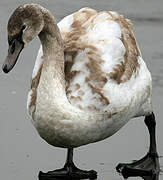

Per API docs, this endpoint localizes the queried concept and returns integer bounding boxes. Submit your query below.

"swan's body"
[3,4,159,179]
[25,6,152,148]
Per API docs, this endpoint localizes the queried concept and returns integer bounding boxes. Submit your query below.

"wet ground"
[0,0,163,180]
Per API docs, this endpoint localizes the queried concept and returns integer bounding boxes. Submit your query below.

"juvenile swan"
[2,4,160,180]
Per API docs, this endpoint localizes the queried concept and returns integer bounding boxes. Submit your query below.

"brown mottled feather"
[88,82,110,105]
[62,9,140,111]
[108,12,140,83]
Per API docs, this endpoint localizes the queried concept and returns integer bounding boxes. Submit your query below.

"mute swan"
[2,4,160,180]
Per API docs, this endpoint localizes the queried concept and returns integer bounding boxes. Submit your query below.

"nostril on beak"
[2,64,9,73]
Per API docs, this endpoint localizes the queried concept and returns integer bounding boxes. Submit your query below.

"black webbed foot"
[39,148,97,180]
[116,152,159,180]
[116,113,160,180]
[39,162,97,180]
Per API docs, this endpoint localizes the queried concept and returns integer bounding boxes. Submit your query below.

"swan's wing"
[58,8,151,114]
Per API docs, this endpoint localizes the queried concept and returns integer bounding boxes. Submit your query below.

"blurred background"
[0,0,162,179]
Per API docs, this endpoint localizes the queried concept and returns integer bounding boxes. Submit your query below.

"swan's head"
[2,4,44,73]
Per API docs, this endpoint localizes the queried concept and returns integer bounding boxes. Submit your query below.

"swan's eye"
[22,25,27,32]
[8,25,26,46]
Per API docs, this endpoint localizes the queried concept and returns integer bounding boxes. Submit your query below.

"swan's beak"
[2,39,24,73]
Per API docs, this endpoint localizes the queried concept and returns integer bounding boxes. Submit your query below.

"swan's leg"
[116,112,160,180]
[39,148,97,180]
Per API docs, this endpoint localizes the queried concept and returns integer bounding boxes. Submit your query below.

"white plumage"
[26,7,152,148]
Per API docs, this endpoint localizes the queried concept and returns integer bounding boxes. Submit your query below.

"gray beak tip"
[2,64,9,73]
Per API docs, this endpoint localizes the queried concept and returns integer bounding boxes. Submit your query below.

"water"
[0,0,163,179]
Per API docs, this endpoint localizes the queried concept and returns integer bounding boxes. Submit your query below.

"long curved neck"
[39,10,63,56]
[38,8,64,78]
[36,8,67,110]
